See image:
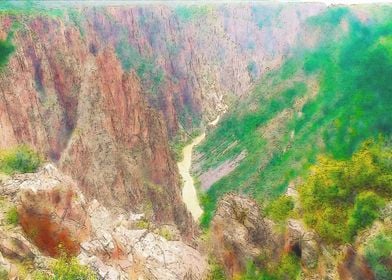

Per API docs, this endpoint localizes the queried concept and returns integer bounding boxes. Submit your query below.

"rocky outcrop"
[1,164,90,257]
[285,219,319,270]
[79,200,207,280]
[338,246,375,280]
[210,193,281,277]
[0,165,207,279]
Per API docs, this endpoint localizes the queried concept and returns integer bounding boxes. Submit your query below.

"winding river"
[178,115,221,221]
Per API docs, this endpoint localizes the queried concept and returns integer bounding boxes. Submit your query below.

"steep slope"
[0,2,324,237]
[195,6,392,227]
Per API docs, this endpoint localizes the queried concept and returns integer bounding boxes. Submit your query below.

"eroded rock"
[79,201,207,280]
[2,164,90,257]
[210,193,280,277]
[285,219,319,269]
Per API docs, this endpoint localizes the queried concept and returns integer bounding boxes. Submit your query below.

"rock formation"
[209,193,282,277]
[0,164,207,279]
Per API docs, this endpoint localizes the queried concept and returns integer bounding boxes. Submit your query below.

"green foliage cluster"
[175,5,211,23]
[0,0,63,17]
[198,6,392,228]
[115,35,164,96]
[299,141,391,243]
[365,229,392,280]
[68,9,85,37]
[265,195,294,224]
[0,36,15,69]
[0,145,42,175]
[33,256,96,280]
[240,253,301,280]
[6,206,19,226]
[207,258,226,280]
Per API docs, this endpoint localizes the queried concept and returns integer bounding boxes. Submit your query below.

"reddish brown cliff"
[0,4,324,239]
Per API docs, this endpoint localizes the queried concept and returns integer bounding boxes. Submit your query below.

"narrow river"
[178,133,205,221]
[178,115,221,221]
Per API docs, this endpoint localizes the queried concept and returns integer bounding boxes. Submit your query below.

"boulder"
[79,201,207,280]
[2,164,91,257]
[285,219,319,269]
[210,193,280,277]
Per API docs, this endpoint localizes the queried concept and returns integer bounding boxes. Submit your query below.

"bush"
[347,191,385,239]
[299,141,392,243]
[265,195,294,223]
[6,206,19,226]
[0,38,15,69]
[33,257,96,280]
[207,258,226,280]
[0,145,42,175]
[365,230,392,280]
[239,253,301,280]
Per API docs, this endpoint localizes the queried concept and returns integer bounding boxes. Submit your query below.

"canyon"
[0,1,391,280]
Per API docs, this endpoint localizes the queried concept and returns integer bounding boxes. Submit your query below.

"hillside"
[194,6,392,228]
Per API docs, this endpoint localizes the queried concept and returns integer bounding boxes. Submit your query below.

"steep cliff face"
[0,3,324,238]
[0,14,194,237]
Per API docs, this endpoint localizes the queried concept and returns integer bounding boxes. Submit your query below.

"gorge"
[0,1,392,280]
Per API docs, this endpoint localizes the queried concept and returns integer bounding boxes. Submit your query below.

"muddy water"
[178,133,205,221]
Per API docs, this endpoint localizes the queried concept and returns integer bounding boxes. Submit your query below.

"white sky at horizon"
[29,0,392,7]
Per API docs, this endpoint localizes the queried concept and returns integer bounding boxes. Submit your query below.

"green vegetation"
[265,195,294,224]
[198,6,392,228]
[240,253,301,280]
[0,267,8,280]
[115,34,164,96]
[0,0,63,17]
[68,9,85,37]
[0,35,15,69]
[0,145,42,175]
[6,206,19,226]
[365,229,392,280]
[175,5,211,23]
[299,141,391,243]
[207,258,226,280]
[33,256,96,280]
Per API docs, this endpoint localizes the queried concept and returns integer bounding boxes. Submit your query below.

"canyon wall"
[0,3,324,236]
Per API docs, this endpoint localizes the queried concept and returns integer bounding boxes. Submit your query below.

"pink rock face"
[18,186,90,257]
[0,4,324,239]
[1,164,91,257]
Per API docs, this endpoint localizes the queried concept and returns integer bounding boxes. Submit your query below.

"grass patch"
[33,256,96,280]
[0,145,42,175]
[6,206,19,226]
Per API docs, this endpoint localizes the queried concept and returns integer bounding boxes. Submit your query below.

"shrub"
[299,141,392,243]
[265,195,294,223]
[207,258,226,280]
[33,256,96,280]
[239,253,301,280]
[365,230,392,280]
[6,206,19,226]
[0,145,42,175]
[347,191,385,239]
[0,38,15,69]
[274,254,301,280]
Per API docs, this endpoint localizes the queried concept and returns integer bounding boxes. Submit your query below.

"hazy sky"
[31,0,392,7]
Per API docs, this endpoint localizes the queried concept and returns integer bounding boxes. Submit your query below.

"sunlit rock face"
[2,164,90,257]
[210,193,282,277]
[0,3,324,239]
